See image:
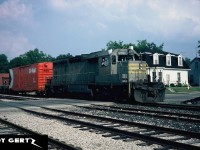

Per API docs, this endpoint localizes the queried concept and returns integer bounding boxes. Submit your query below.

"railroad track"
[1,94,200,149]
[2,102,199,150]
[139,102,200,111]
[84,104,200,124]
[0,117,81,150]
[0,94,41,101]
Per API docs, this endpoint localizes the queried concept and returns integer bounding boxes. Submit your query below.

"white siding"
[147,67,189,85]
[163,69,188,85]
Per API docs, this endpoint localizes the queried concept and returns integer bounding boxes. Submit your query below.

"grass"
[165,86,200,94]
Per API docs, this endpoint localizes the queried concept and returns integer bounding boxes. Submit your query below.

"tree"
[184,57,191,66]
[103,41,124,50]
[0,54,9,73]
[9,48,55,68]
[134,40,164,52]
[55,53,73,60]
[197,40,200,56]
[21,48,54,64]
[103,40,164,52]
[9,57,25,69]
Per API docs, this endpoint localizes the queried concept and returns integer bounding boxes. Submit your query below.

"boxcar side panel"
[9,62,53,93]
[37,62,53,92]
[23,63,38,91]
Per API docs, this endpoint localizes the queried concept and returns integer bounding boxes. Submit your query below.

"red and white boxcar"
[9,62,53,94]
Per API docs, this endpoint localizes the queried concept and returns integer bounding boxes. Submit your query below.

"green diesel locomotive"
[46,47,165,103]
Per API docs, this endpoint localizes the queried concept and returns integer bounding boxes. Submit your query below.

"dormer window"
[166,54,171,66]
[153,53,159,65]
[178,55,183,66]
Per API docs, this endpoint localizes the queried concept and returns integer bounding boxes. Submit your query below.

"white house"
[141,51,190,86]
[189,57,200,85]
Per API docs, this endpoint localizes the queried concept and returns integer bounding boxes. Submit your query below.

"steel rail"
[41,106,200,139]
[15,106,200,150]
[79,105,200,123]
[92,104,200,120]
[139,103,200,111]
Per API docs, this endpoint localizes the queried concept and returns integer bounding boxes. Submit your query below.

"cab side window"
[112,55,116,64]
[101,57,109,66]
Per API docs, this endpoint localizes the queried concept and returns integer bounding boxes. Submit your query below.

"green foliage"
[103,40,163,52]
[0,54,9,73]
[22,48,54,64]
[104,41,134,50]
[198,40,200,56]
[134,40,164,52]
[9,48,55,68]
[170,83,175,87]
[55,53,73,60]
[9,57,25,69]
[176,83,182,87]
[184,57,191,66]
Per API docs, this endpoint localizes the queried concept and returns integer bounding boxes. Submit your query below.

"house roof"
[190,57,200,65]
[140,49,190,69]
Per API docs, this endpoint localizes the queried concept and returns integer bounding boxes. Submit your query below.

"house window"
[166,54,171,66]
[158,71,162,82]
[177,72,181,83]
[152,71,156,82]
[153,53,159,65]
[178,55,183,66]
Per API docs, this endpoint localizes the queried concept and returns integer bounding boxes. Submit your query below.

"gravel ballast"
[0,106,158,150]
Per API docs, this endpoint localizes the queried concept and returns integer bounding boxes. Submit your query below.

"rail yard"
[0,94,200,150]
[0,47,199,149]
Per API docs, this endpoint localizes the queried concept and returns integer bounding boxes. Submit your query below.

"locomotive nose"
[127,62,147,82]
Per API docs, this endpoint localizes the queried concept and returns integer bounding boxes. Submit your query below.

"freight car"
[9,62,53,95]
[0,73,9,93]
[45,47,165,103]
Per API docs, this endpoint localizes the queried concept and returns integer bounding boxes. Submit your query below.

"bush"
[176,83,182,87]
[170,83,175,87]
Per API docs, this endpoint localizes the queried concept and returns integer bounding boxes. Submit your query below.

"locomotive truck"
[46,47,165,103]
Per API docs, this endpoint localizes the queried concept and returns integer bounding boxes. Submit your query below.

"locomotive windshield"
[118,55,133,61]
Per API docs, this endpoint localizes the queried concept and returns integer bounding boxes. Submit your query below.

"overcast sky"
[0,0,200,60]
